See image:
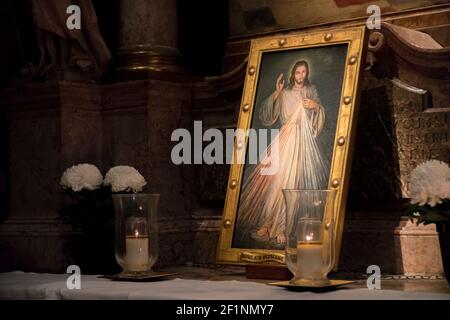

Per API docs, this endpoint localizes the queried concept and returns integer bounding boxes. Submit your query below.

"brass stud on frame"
[337,136,346,146]
[332,179,340,188]
[343,96,352,105]
[278,38,287,46]
[236,141,243,150]
[230,179,238,189]
[223,219,232,229]
[349,56,357,65]
[243,104,250,112]
[324,33,333,41]
[248,66,256,75]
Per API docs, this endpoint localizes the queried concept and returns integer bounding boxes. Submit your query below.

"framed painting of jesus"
[216,26,368,267]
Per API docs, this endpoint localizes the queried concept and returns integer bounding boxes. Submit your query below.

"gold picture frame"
[216,26,368,267]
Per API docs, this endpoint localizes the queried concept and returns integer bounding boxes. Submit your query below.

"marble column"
[115,0,184,73]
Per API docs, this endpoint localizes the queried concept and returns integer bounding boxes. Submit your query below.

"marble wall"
[0,79,193,272]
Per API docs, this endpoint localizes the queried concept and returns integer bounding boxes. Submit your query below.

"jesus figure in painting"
[234,60,329,248]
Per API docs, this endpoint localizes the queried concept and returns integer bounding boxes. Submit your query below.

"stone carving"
[31,0,111,80]
[391,79,450,196]
[368,23,450,197]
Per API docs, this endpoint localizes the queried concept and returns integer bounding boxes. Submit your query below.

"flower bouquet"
[406,160,450,225]
[60,164,147,274]
[406,160,450,282]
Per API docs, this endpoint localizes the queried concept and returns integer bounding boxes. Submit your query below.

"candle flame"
[134,229,139,237]
[306,233,314,241]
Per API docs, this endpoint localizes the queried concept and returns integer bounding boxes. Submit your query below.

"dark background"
[0,0,230,87]
[0,0,229,224]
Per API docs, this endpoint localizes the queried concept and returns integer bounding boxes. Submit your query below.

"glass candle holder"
[113,193,159,275]
[282,189,336,285]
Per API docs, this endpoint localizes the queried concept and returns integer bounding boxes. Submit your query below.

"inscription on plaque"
[392,82,450,196]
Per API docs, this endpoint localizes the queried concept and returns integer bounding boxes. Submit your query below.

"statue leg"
[40,32,57,75]
[34,29,46,76]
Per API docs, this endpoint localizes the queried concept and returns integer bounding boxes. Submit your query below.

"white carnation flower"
[60,163,103,192]
[104,166,147,193]
[408,160,450,207]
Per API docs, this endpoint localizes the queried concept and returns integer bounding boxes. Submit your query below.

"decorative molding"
[368,22,450,109]
[0,215,222,237]
[224,6,450,71]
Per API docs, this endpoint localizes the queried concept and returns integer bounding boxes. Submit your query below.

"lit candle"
[125,219,149,272]
[297,241,324,279]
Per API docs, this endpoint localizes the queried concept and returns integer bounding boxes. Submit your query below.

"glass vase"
[113,193,159,275]
[282,189,336,286]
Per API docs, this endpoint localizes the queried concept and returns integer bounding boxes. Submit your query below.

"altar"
[1,266,449,300]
